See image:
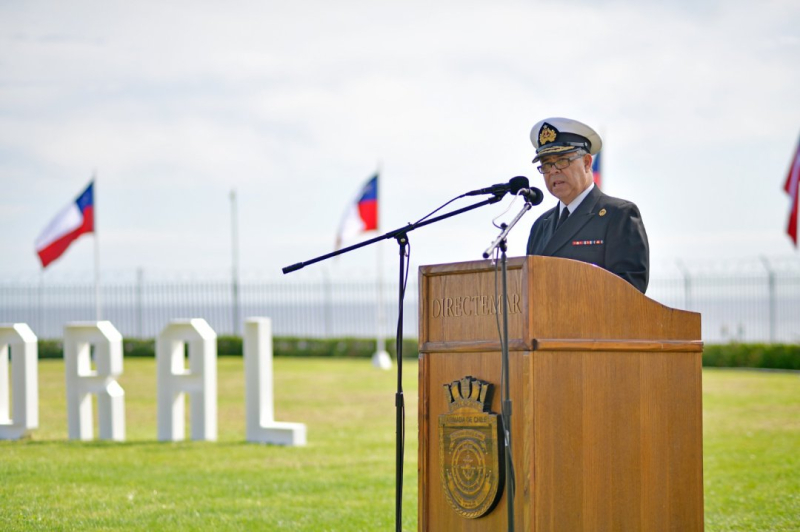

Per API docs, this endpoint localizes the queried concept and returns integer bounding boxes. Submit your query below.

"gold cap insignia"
[598,208,607,217]
[538,124,557,146]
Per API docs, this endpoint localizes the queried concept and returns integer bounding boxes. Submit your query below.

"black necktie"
[556,207,570,229]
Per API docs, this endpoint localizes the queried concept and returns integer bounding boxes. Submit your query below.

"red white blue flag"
[335,173,378,250]
[35,181,95,267]
[592,151,602,187]
[785,136,800,247]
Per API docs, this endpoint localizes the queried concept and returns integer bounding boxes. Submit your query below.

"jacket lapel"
[536,206,559,254]
[542,187,603,255]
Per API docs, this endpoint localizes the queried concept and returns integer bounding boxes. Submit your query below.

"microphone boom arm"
[283,193,506,274]
[282,183,523,532]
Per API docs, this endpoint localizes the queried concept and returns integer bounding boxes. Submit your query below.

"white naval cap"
[530,117,602,163]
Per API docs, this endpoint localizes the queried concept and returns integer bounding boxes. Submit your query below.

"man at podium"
[525,117,650,293]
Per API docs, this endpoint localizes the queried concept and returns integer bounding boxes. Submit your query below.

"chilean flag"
[35,181,95,268]
[335,173,378,250]
[785,136,800,247]
[592,151,602,187]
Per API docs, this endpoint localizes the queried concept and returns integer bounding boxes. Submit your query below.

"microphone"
[520,187,544,205]
[465,176,529,196]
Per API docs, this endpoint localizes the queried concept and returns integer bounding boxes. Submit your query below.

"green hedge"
[32,340,800,370]
[703,343,800,370]
[36,336,420,360]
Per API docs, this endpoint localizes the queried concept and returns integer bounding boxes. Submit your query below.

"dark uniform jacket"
[526,186,649,293]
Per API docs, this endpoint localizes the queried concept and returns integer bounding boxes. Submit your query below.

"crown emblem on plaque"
[444,376,491,413]
[538,123,558,146]
[439,376,504,519]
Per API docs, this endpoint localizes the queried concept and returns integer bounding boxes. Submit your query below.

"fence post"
[136,268,144,339]
[322,268,332,337]
[676,260,692,311]
[760,256,775,343]
[38,273,45,338]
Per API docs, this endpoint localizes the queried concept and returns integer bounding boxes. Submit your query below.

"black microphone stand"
[283,192,507,532]
[482,195,536,532]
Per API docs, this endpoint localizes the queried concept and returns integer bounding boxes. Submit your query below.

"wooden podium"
[418,256,704,531]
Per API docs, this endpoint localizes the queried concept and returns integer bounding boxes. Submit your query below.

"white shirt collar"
[560,182,594,216]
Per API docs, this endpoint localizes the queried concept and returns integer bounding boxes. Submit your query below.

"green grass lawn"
[1,359,798,531]
[702,369,800,531]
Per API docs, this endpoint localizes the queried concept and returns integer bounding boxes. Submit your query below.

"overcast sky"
[1,0,799,283]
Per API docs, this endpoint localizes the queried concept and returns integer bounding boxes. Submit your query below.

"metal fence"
[0,278,416,340]
[1,265,799,343]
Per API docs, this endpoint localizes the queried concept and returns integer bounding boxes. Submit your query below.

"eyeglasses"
[536,154,584,174]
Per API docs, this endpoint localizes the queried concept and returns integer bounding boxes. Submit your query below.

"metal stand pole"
[394,233,408,532]
[483,196,541,532]
[500,240,515,532]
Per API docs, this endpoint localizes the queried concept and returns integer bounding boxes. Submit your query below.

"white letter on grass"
[157,319,217,441]
[245,318,306,445]
[0,323,39,440]
[64,321,125,441]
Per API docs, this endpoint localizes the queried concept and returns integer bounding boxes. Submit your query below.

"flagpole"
[373,166,389,368]
[375,239,387,362]
[230,189,241,336]
[93,170,101,321]
[593,126,605,189]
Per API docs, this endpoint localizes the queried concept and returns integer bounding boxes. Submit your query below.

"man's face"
[539,152,593,205]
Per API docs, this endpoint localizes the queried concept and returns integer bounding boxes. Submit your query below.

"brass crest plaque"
[439,376,504,519]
